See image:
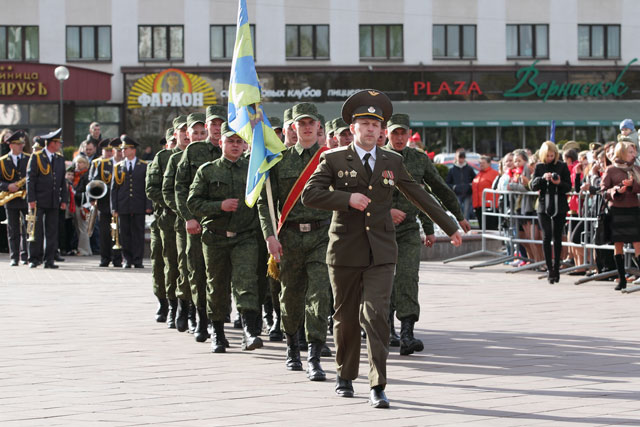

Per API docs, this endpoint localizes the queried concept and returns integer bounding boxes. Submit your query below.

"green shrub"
[435,163,448,181]
[62,146,76,161]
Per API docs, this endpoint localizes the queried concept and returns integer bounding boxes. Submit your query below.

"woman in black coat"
[530,141,572,283]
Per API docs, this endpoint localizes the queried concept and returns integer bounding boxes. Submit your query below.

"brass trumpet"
[0,177,27,206]
[111,216,122,250]
[26,205,37,242]
[86,180,108,238]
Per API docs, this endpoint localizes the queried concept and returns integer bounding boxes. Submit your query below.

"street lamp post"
[54,66,69,134]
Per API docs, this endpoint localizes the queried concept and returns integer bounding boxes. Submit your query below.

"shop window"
[66,26,111,61]
[74,106,120,146]
[0,26,39,61]
[286,25,329,59]
[210,25,255,60]
[359,25,403,60]
[433,25,475,59]
[452,127,473,152]
[138,25,183,61]
[578,25,620,59]
[506,24,548,59]
[477,127,498,158]
[524,127,549,152]
[421,127,446,153]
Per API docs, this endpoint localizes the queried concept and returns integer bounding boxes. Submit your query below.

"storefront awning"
[263,100,640,128]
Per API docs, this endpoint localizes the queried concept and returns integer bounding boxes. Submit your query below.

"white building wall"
[477,0,505,64]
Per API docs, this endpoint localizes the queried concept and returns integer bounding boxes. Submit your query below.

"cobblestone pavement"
[1,254,639,426]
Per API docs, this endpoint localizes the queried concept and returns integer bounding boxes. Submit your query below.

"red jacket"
[472,167,499,208]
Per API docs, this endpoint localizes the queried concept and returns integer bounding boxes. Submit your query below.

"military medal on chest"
[382,170,394,185]
[350,170,357,178]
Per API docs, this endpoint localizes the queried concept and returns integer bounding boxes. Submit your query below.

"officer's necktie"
[127,162,132,174]
[13,156,18,168]
[363,153,373,180]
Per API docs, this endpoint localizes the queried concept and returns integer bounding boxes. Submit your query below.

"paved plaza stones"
[1,254,640,426]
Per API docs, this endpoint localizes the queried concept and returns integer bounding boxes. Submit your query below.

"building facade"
[1,0,638,155]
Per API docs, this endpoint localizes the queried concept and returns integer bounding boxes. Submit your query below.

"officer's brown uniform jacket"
[301,143,459,267]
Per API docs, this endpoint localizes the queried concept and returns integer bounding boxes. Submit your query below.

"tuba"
[26,205,37,242]
[85,180,108,237]
[0,177,27,206]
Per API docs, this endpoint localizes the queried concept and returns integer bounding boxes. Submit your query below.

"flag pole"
[265,176,278,236]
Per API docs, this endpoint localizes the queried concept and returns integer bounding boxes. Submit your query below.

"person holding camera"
[530,141,571,284]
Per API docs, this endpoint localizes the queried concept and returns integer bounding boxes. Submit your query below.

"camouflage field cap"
[166,127,175,141]
[269,116,283,130]
[333,118,350,135]
[283,108,294,128]
[342,89,392,124]
[325,120,335,136]
[292,102,320,122]
[221,122,237,138]
[387,113,410,133]
[172,115,188,130]
[206,105,227,122]
[317,113,326,129]
[186,113,206,129]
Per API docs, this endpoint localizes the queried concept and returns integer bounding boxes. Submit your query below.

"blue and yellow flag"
[228,0,286,207]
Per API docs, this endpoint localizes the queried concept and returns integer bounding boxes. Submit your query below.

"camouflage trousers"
[150,217,165,299]
[256,231,270,306]
[187,231,207,309]
[174,217,191,301]
[202,228,259,321]
[279,225,331,344]
[158,211,178,300]
[390,225,421,321]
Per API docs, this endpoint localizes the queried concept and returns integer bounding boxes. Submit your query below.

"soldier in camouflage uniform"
[283,108,297,148]
[333,118,353,147]
[174,108,225,342]
[385,113,470,356]
[258,102,332,381]
[146,127,179,329]
[188,123,263,353]
[162,115,194,333]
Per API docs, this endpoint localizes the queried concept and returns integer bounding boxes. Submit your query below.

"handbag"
[594,208,611,245]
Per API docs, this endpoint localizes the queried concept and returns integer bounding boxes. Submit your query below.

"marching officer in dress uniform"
[302,90,462,408]
[174,109,224,343]
[188,122,263,353]
[26,128,68,269]
[88,138,122,268]
[384,113,470,355]
[0,130,30,266]
[110,135,152,270]
[257,102,332,381]
[146,128,180,328]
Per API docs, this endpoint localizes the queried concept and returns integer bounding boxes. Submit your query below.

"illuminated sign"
[127,68,217,109]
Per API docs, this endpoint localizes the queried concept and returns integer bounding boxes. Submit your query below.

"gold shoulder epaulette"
[0,153,9,161]
[138,159,148,165]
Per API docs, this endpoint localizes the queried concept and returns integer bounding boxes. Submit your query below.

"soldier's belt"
[208,228,252,238]
[284,219,330,233]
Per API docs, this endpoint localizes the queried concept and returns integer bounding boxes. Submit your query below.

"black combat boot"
[155,298,168,323]
[241,311,263,351]
[233,312,242,329]
[285,333,303,371]
[320,343,332,357]
[263,298,274,332]
[167,299,178,329]
[188,303,197,334]
[269,306,283,342]
[194,308,210,343]
[399,318,424,356]
[211,321,226,353]
[389,311,400,347]
[175,299,189,332]
[306,343,326,381]
[614,254,627,291]
[298,323,308,350]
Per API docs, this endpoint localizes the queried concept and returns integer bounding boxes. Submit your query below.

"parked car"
[433,152,499,172]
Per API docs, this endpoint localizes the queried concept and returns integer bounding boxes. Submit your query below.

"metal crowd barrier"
[443,187,640,293]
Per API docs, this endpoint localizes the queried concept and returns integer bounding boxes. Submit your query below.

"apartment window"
[210,24,255,60]
[578,24,620,59]
[433,25,475,59]
[0,26,39,61]
[506,24,548,58]
[66,26,111,61]
[286,25,329,59]
[138,25,183,61]
[359,25,403,59]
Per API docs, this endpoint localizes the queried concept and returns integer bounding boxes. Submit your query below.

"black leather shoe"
[123,264,132,269]
[99,261,109,267]
[335,376,354,397]
[29,262,38,268]
[21,260,28,265]
[54,254,65,262]
[112,262,122,268]
[10,259,18,266]
[134,264,144,269]
[44,262,59,269]
[369,386,390,408]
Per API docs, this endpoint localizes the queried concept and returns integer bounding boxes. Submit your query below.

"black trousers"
[29,207,59,264]
[98,210,122,265]
[118,213,145,265]
[5,207,27,262]
[537,212,565,271]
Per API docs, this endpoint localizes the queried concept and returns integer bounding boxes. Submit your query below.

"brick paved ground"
[1,254,639,426]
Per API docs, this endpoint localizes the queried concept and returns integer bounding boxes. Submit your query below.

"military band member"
[188,122,263,353]
[258,102,332,381]
[385,113,470,355]
[146,128,180,328]
[26,128,68,269]
[111,135,152,270]
[302,90,462,408]
[88,138,122,267]
[0,130,30,266]
[174,109,224,342]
